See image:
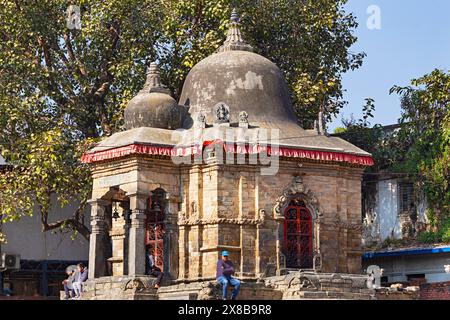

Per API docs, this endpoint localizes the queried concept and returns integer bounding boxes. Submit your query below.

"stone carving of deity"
[238,111,249,128]
[213,102,230,124]
[196,110,207,128]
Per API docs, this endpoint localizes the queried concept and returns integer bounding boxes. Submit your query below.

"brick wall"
[419,281,450,300]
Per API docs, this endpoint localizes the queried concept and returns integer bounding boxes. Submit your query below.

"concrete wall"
[1,194,90,261]
[363,253,450,284]
[376,179,401,240]
[367,179,429,242]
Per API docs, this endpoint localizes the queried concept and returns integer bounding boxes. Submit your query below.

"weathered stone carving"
[190,201,198,214]
[362,211,380,247]
[257,208,266,225]
[123,278,147,292]
[238,111,249,128]
[366,265,382,289]
[213,102,230,124]
[273,176,322,220]
[287,273,318,291]
[313,252,323,272]
[257,263,277,282]
[177,217,265,226]
[333,217,364,231]
[197,281,222,300]
[196,110,207,128]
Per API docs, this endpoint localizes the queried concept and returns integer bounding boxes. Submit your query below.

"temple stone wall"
[177,158,365,280]
[88,155,364,282]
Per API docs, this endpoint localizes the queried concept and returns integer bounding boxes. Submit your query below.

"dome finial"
[230,7,239,23]
[218,8,253,52]
[141,61,171,94]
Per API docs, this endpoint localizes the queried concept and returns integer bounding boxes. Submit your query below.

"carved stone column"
[178,224,187,281]
[274,213,285,275]
[128,193,148,276]
[88,198,111,278]
[164,198,179,279]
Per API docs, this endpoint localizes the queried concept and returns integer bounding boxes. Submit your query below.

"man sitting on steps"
[145,245,164,289]
[216,251,240,300]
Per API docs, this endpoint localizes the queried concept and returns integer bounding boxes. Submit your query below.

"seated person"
[145,245,164,289]
[216,251,240,300]
[62,267,76,300]
[72,262,88,299]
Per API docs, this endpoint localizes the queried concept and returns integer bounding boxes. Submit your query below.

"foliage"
[338,70,449,245]
[418,218,450,244]
[333,98,387,172]
[0,0,364,242]
[380,237,408,249]
[389,69,450,222]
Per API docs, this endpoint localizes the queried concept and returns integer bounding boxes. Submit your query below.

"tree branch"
[37,36,52,69]
[39,198,91,241]
[63,32,87,76]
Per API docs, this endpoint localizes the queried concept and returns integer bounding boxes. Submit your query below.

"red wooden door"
[145,195,165,271]
[283,205,313,268]
[145,223,164,271]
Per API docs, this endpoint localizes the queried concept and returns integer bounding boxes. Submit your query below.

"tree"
[333,98,387,172]
[389,69,450,236]
[0,0,364,242]
[336,70,450,244]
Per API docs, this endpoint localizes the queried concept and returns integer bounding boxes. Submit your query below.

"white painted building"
[1,194,90,262]
[0,157,90,296]
[361,174,449,285]
[363,177,428,244]
[363,246,450,284]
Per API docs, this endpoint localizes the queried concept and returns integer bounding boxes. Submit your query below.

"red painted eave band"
[81,143,374,166]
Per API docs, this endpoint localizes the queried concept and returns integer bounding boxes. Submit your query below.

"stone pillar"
[274,213,285,275]
[128,193,148,276]
[88,199,111,278]
[178,225,187,280]
[109,204,128,276]
[164,199,179,279]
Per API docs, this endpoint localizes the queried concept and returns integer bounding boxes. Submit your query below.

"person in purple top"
[73,262,88,299]
[216,251,240,300]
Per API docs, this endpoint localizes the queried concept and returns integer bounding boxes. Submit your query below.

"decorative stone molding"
[273,176,323,220]
[332,217,364,231]
[178,217,265,226]
[122,278,155,292]
[287,273,319,291]
[313,252,323,272]
[197,281,222,300]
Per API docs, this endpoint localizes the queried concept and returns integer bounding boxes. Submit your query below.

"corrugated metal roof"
[363,245,450,259]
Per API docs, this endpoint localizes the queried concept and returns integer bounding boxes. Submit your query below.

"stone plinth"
[264,271,376,300]
[80,276,160,300]
[77,272,383,300]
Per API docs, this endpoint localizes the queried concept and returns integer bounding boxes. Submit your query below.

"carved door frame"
[273,176,323,272]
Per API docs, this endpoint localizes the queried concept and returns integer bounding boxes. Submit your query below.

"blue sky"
[330,0,450,130]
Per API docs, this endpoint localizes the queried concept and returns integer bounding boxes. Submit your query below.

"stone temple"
[81,10,377,300]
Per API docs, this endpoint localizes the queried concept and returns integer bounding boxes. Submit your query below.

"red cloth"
[81,142,374,166]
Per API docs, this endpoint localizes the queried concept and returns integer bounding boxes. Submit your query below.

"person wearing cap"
[216,250,240,300]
